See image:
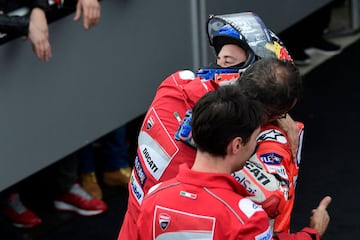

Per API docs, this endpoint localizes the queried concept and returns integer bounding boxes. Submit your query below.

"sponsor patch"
[134,155,147,186]
[159,213,171,231]
[259,152,283,165]
[130,172,144,204]
[142,146,159,174]
[267,165,288,180]
[238,198,263,218]
[139,108,179,181]
[244,162,271,186]
[257,129,287,144]
[146,116,155,130]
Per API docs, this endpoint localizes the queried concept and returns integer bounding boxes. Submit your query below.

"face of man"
[216,44,247,68]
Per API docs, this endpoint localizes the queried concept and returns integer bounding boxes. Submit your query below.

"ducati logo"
[146,116,154,130]
[159,213,170,231]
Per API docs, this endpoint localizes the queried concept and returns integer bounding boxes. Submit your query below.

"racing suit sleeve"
[0,15,29,35]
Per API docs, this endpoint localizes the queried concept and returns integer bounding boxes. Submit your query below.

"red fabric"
[274,227,319,240]
[117,70,309,239]
[136,164,272,240]
[255,122,304,232]
[118,70,218,239]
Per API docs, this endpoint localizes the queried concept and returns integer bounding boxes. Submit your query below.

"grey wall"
[0,0,332,191]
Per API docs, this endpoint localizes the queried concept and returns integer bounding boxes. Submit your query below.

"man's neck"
[191,151,232,174]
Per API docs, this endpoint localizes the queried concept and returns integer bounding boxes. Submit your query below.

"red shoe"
[3,192,42,228]
[54,183,108,216]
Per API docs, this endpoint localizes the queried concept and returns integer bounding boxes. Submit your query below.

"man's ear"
[230,136,243,154]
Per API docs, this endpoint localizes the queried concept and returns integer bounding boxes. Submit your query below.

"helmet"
[207,12,293,69]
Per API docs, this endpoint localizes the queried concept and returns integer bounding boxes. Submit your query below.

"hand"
[28,8,52,61]
[74,0,101,30]
[309,196,332,238]
[276,114,299,160]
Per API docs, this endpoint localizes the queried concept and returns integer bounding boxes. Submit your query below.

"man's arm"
[273,196,332,240]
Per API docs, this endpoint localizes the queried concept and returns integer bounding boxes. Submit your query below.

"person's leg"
[102,126,132,187]
[2,186,42,228]
[77,145,103,199]
[51,155,108,215]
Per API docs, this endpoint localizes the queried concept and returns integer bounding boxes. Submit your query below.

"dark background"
[290,39,360,239]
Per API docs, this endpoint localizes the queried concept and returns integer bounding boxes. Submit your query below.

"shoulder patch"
[238,198,263,218]
[257,129,287,144]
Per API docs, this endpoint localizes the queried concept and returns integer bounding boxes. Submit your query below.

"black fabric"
[0,15,29,35]
[289,39,360,239]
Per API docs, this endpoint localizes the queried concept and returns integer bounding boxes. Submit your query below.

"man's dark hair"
[191,85,264,157]
[236,58,303,119]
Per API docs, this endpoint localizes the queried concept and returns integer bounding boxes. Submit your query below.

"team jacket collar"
[176,164,250,197]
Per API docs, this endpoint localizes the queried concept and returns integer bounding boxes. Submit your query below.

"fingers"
[309,196,331,238]
[316,196,332,210]
[33,40,52,62]
[83,6,100,29]
[73,2,82,22]
[74,0,101,30]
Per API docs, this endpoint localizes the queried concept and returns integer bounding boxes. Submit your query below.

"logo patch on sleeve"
[259,152,283,165]
[257,129,287,144]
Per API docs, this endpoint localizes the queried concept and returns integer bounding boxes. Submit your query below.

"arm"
[28,7,52,61]
[73,0,100,30]
[273,196,331,240]
[0,15,29,36]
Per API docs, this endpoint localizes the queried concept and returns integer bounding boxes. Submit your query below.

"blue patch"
[259,152,283,165]
[134,154,147,187]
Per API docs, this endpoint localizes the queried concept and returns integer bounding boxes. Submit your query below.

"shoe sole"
[54,201,105,216]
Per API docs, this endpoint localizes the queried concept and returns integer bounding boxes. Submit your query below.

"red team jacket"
[136,164,273,240]
[118,70,315,240]
[118,70,216,239]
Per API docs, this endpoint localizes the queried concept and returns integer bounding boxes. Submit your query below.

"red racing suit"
[118,70,217,239]
[118,70,313,240]
[136,164,273,240]
[232,122,305,233]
